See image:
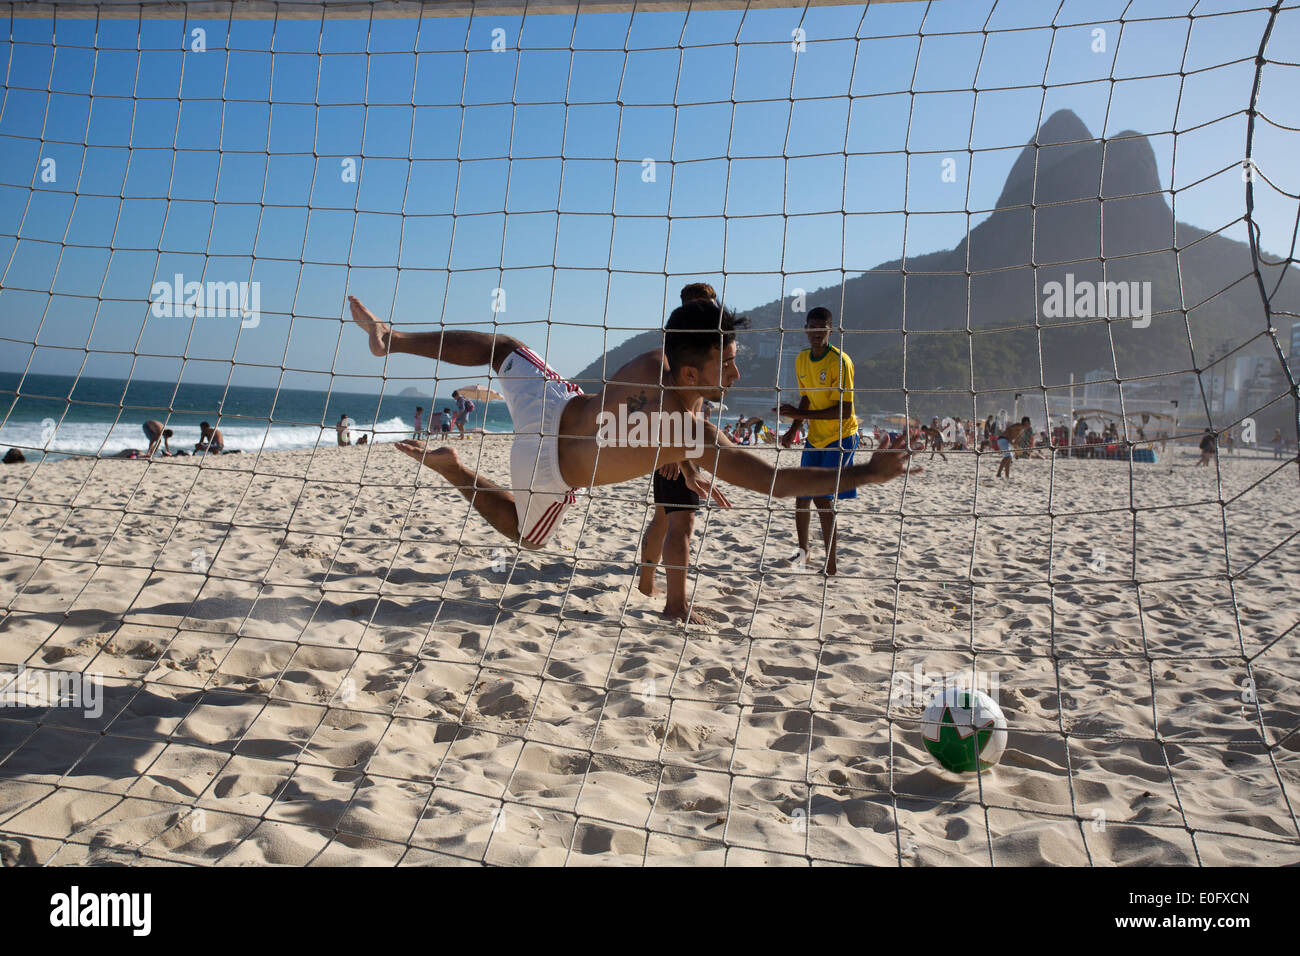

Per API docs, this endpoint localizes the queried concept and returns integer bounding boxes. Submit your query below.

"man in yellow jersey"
[774,307,859,575]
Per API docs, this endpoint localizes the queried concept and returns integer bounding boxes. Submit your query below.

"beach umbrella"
[458,385,504,403]
[1071,407,1120,421]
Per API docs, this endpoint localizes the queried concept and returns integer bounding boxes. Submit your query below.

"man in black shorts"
[922,417,947,462]
[638,282,730,622]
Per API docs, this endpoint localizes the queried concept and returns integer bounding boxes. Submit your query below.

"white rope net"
[0,0,1297,865]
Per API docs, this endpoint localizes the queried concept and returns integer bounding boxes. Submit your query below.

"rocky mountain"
[573,110,1298,416]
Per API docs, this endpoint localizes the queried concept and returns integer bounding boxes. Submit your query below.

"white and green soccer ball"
[921,687,1008,773]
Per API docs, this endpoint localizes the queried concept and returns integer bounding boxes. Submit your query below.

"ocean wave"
[0,416,423,457]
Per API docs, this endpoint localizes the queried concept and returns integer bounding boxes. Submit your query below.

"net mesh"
[0,0,1298,865]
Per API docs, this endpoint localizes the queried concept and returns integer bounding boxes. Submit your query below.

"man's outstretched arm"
[697,422,917,498]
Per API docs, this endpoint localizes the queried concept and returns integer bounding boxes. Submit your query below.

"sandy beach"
[0,438,1296,866]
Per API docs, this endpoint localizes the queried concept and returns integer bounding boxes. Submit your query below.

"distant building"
[1080,367,1115,406]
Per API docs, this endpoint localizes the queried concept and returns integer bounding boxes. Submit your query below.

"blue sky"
[0,0,1296,393]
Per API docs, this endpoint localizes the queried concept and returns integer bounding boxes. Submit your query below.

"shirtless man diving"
[348,295,918,551]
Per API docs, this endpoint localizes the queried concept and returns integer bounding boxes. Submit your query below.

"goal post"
[0,0,1297,867]
[9,0,928,19]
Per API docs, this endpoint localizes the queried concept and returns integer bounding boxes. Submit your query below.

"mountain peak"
[1033,108,1092,146]
[996,109,1163,210]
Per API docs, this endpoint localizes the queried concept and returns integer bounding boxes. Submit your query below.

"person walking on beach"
[143,420,173,457]
[922,417,947,462]
[414,406,424,438]
[1197,429,1217,466]
[1274,428,1285,460]
[452,390,475,439]
[348,295,918,557]
[995,417,1033,480]
[439,408,452,440]
[337,414,353,447]
[773,306,860,576]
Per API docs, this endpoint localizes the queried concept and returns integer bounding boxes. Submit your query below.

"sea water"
[0,372,516,460]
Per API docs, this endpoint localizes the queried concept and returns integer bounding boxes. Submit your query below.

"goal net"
[0,0,1297,866]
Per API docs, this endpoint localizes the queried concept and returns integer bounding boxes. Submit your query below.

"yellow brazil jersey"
[796,345,859,448]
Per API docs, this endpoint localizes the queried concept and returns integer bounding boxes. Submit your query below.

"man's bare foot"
[395,439,455,472]
[824,554,837,576]
[662,603,705,625]
[348,296,392,356]
[637,574,661,598]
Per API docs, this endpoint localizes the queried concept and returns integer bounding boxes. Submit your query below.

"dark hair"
[416,406,422,412]
[663,299,748,374]
[1021,416,1031,425]
[679,282,717,305]
[200,421,210,431]
[163,429,174,438]
[806,307,833,325]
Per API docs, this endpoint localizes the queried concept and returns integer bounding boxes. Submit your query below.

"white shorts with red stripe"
[496,346,584,547]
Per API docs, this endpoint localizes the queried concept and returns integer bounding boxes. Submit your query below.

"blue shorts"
[799,435,858,500]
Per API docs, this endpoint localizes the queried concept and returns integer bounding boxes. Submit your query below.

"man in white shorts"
[347,296,918,551]
[495,343,584,546]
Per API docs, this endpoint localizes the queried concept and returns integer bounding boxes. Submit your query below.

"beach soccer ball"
[921,687,1008,773]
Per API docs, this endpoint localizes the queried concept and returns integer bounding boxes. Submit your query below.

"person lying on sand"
[348,295,919,564]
